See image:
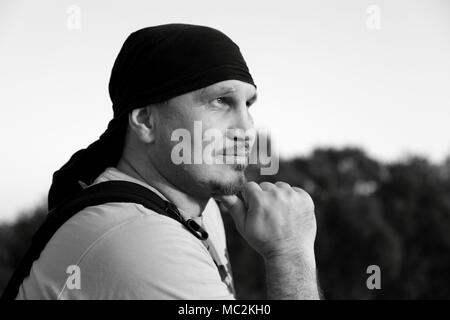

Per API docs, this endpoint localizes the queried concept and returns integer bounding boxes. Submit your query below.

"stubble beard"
[209,166,247,196]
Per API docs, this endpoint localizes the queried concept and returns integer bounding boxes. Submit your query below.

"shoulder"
[56,203,231,299]
[54,200,210,271]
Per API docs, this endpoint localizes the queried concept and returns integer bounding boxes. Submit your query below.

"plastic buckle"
[186,219,209,241]
[164,202,184,222]
[164,202,209,241]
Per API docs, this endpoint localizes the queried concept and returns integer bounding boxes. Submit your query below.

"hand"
[215,181,317,260]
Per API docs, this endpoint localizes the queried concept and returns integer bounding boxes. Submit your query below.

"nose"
[227,103,255,145]
[234,102,254,131]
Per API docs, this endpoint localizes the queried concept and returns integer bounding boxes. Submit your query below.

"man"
[17,24,320,299]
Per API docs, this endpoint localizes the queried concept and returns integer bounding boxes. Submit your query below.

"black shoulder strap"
[1,180,208,300]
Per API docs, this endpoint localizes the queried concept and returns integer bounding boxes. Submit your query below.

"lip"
[220,154,249,165]
[220,153,249,158]
[215,145,250,157]
[223,149,248,156]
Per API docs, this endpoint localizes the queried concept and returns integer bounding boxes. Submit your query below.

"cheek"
[185,115,230,159]
[155,109,188,147]
[156,104,233,164]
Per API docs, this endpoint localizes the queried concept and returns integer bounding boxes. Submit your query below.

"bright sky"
[1,0,449,222]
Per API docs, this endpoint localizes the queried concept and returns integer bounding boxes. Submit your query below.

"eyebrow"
[213,86,236,95]
[248,92,258,104]
[202,85,258,103]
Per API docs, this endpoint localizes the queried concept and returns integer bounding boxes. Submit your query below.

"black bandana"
[48,23,256,210]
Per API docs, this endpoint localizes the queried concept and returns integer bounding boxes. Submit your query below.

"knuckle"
[259,181,274,190]
[269,187,282,198]
[245,181,259,189]
[243,182,260,199]
[293,187,315,209]
[275,181,290,188]
[245,181,260,193]
[292,186,306,193]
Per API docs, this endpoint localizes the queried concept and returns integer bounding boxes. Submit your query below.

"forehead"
[160,79,257,115]
[198,80,256,98]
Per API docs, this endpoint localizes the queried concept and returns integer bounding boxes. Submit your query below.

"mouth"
[218,149,248,161]
[211,141,250,166]
[215,143,250,157]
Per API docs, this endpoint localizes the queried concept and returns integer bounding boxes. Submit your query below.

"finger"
[216,199,229,213]
[240,181,262,206]
[259,181,275,191]
[216,194,241,210]
[275,181,291,189]
[214,195,246,230]
[245,181,262,192]
[292,187,315,210]
[292,186,306,193]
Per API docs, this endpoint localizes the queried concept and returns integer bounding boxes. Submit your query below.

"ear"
[128,106,156,144]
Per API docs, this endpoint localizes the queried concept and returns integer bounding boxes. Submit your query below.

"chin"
[180,163,248,197]
[207,168,247,196]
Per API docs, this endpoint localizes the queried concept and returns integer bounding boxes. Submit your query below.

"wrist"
[264,247,320,300]
[263,246,316,269]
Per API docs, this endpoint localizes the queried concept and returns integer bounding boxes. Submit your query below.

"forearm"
[264,251,320,300]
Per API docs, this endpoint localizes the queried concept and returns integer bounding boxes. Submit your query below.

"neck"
[116,155,208,219]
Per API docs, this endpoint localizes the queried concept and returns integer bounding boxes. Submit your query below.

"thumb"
[215,194,246,229]
[216,194,240,210]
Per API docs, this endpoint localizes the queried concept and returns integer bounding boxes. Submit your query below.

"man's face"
[149,79,257,199]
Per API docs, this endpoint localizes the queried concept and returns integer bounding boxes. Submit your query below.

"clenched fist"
[215,181,317,260]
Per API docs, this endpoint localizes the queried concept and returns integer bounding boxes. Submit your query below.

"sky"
[1,0,449,222]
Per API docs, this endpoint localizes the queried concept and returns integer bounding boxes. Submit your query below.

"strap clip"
[186,219,209,241]
[164,201,209,241]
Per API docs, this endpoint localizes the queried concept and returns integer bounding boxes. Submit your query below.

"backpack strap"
[1,180,208,300]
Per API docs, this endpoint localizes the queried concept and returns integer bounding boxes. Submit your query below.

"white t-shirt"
[17,167,235,299]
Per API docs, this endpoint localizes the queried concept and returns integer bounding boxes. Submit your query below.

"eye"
[246,96,257,108]
[214,97,227,104]
[210,97,230,109]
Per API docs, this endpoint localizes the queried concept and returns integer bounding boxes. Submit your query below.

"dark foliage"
[1,147,449,299]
